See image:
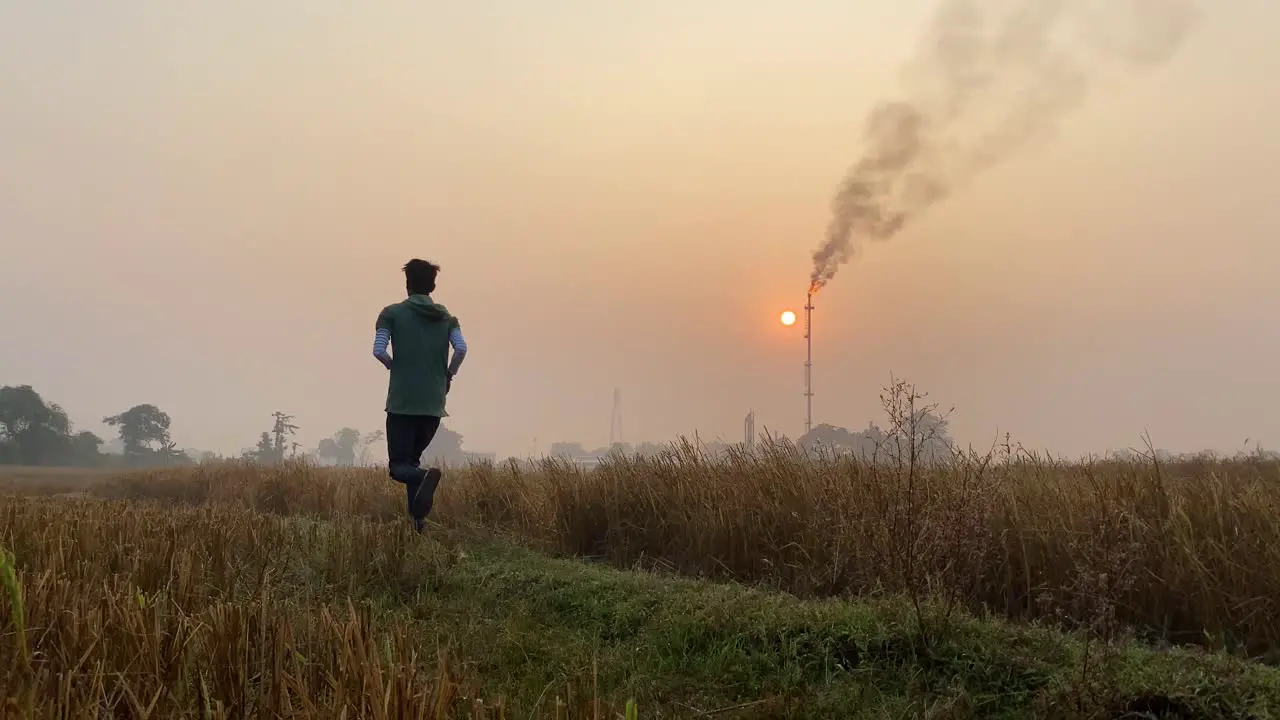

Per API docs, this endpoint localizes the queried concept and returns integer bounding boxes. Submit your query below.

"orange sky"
[3,1,1279,459]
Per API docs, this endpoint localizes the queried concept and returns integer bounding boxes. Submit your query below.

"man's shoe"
[410,467,442,518]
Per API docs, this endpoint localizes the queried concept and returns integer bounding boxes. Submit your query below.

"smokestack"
[809,0,1198,292]
[804,292,814,435]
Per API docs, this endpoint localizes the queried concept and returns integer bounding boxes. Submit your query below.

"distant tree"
[316,427,361,466]
[252,432,275,462]
[313,427,388,466]
[0,385,74,465]
[270,411,298,460]
[798,395,952,462]
[908,410,950,451]
[315,437,340,464]
[157,439,193,466]
[333,427,359,464]
[69,431,104,467]
[103,404,173,462]
[798,422,880,459]
[859,422,886,448]
[799,423,858,451]
[243,412,299,464]
[357,430,384,465]
[423,425,466,466]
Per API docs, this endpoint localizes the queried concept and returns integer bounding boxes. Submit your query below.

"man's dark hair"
[403,259,440,295]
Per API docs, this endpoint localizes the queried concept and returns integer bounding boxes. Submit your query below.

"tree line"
[544,415,955,463]
[0,385,185,468]
[0,384,473,469]
[239,413,467,467]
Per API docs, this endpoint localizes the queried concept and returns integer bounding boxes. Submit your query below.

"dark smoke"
[809,0,1197,292]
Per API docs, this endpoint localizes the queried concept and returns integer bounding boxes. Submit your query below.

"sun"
[780,310,797,326]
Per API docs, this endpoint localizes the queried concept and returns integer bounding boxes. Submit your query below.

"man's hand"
[375,352,392,369]
[446,372,454,393]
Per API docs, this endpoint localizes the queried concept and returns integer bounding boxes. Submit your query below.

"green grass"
[397,537,1279,718]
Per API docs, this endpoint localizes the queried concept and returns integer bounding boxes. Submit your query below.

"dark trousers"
[385,413,442,524]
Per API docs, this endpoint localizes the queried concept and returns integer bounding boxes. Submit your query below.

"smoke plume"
[809,0,1198,293]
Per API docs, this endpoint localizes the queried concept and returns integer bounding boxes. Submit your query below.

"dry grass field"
[77,441,1280,657]
[2,441,1280,717]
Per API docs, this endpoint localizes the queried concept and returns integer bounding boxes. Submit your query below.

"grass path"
[411,537,1280,717]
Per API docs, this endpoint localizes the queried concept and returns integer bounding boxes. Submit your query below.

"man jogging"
[372,258,467,533]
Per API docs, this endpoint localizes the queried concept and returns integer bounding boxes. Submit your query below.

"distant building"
[571,455,604,470]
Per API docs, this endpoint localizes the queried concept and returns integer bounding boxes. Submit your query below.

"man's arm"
[447,326,467,379]
[372,328,392,368]
[373,307,393,369]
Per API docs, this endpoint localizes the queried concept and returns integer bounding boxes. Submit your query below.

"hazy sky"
[3,1,1278,459]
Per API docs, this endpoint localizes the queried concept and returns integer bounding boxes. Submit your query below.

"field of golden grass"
[81,442,1280,659]
[2,441,1280,717]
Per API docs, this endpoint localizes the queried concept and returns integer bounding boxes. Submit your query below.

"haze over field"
[3,1,1279,460]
